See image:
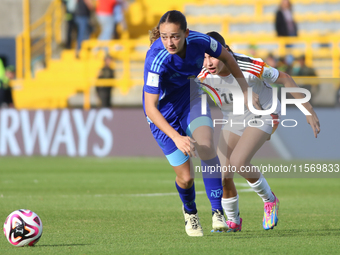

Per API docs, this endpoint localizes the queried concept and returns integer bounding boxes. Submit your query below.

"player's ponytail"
[149,10,187,45]
[149,26,160,45]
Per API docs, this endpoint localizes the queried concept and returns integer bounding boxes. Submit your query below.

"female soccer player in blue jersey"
[198,31,320,232]
[143,10,260,236]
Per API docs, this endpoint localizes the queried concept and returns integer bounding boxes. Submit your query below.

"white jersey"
[197,53,281,136]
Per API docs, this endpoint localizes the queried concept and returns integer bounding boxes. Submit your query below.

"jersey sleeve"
[143,50,166,95]
[188,31,222,59]
[205,36,222,59]
[261,63,280,83]
[197,67,210,82]
[144,70,161,94]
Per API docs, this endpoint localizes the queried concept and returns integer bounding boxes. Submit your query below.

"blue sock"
[201,156,223,213]
[175,182,197,214]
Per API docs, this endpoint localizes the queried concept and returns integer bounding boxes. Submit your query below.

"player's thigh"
[218,130,241,179]
[181,96,213,138]
[150,123,189,167]
[181,97,216,158]
[191,125,217,160]
[231,127,270,167]
[191,125,214,147]
[217,129,240,165]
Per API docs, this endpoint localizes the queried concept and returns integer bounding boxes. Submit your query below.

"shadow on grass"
[36,244,92,247]
[206,228,340,239]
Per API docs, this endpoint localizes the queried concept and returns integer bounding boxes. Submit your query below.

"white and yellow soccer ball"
[3,209,43,247]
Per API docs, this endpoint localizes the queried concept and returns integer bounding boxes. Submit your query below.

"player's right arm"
[144,49,195,156]
[275,71,320,138]
[144,92,195,157]
[259,62,320,138]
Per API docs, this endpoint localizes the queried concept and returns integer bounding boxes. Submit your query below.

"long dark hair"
[206,31,236,60]
[149,10,187,45]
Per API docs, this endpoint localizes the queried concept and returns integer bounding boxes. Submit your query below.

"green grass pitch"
[0,157,339,254]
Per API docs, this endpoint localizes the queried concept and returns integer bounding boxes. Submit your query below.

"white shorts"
[220,112,280,136]
[220,99,281,136]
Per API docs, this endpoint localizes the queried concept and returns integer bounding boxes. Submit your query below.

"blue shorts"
[148,97,213,166]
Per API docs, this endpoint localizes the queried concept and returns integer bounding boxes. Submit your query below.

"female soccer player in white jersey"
[198,31,320,231]
[143,11,261,236]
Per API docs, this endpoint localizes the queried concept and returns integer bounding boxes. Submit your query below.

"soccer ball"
[3,209,43,247]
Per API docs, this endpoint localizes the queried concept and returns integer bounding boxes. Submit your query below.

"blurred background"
[0,0,339,159]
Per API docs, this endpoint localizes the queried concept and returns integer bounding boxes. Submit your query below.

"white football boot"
[182,206,203,237]
[211,210,228,232]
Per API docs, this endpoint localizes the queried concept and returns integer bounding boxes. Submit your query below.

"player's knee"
[177,176,194,189]
[229,156,247,171]
[222,170,235,180]
[222,177,234,187]
[195,138,215,157]
[198,138,213,148]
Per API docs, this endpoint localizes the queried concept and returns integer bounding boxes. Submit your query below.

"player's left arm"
[275,71,320,138]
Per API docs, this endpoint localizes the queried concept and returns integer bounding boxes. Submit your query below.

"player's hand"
[306,108,320,138]
[189,138,197,157]
[172,135,196,157]
[244,90,261,111]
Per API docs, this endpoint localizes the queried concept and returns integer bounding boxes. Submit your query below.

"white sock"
[222,195,240,225]
[247,173,275,203]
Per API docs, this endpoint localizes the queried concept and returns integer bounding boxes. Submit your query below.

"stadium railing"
[13,35,340,109]
[16,0,64,80]
[185,0,340,36]
[12,0,340,109]
[78,35,340,109]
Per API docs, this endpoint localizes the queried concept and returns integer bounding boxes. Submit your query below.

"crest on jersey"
[197,81,222,106]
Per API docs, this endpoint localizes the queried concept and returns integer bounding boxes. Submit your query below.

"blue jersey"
[143,30,222,120]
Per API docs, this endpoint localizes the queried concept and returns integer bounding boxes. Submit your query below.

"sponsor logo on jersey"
[170,72,180,80]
